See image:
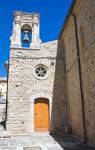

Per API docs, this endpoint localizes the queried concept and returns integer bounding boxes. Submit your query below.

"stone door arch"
[29,93,54,133]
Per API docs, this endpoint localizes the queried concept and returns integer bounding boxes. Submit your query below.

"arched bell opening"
[21,24,32,48]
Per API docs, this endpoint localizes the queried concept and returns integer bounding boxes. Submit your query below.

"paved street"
[0,134,63,150]
[52,135,95,150]
[0,134,95,150]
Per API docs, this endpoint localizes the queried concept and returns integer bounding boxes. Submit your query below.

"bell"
[23,31,30,43]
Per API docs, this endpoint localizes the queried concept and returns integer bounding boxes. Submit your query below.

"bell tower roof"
[14,11,40,15]
[10,11,41,49]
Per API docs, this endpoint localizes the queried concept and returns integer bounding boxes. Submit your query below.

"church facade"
[3,0,95,144]
[6,11,65,135]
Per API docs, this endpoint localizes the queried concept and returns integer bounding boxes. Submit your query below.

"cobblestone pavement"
[0,134,95,150]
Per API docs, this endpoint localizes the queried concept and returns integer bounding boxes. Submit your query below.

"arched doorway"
[34,98,49,132]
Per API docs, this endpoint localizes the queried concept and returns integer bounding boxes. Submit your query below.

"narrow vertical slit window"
[80,24,85,49]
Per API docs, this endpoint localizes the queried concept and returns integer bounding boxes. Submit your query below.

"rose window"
[35,66,47,78]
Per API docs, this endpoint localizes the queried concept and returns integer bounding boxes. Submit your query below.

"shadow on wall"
[50,43,95,147]
[50,39,69,134]
[51,135,95,150]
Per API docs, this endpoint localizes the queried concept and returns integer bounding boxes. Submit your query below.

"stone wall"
[74,0,95,143]
[6,40,66,135]
[60,0,95,143]
[61,16,84,140]
[0,105,6,123]
[0,79,7,130]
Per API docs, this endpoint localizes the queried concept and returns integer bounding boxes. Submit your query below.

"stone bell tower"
[10,11,41,48]
[6,11,65,135]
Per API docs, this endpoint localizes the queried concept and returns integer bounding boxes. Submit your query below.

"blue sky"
[0,0,72,77]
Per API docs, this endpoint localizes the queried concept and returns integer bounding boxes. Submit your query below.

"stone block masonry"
[6,40,66,135]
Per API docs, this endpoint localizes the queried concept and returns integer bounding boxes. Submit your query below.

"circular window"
[36,66,46,77]
[33,65,48,79]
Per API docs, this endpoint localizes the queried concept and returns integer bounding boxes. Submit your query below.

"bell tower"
[10,11,41,48]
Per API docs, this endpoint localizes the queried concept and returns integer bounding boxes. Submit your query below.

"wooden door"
[34,98,49,132]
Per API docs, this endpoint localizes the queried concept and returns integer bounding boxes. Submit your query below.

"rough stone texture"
[74,0,95,143]
[61,0,95,144]
[0,105,6,122]
[6,11,67,136]
[6,40,66,135]
[61,16,84,140]
[0,78,7,123]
